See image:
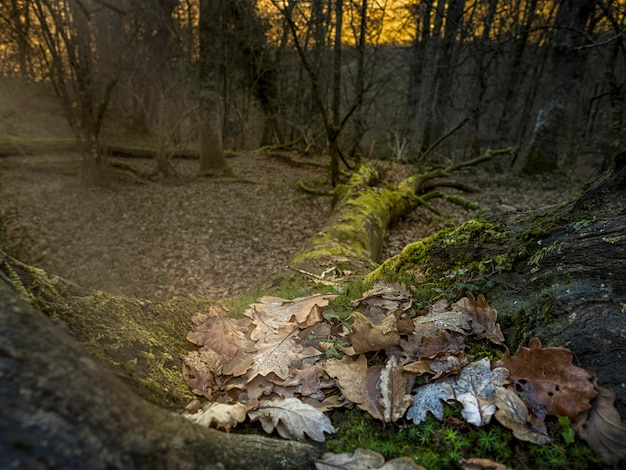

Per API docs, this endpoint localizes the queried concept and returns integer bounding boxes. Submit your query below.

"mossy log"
[369,152,626,416]
[0,280,321,469]
[0,252,202,407]
[290,151,503,276]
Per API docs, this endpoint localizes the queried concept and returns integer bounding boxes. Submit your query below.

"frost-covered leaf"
[407,382,455,424]
[452,293,504,345]
[419,299,472,334]
[315,447,426,470]
[379,356,413,422]
[324,355,384,420]
[248,397,335,442]
[493,386,551,444]
[445,357,509,426]
[246,325,317,381]
[187,402,247,432]
[345,311,401,354]
[574,384,626,464]
[495,337,597,420]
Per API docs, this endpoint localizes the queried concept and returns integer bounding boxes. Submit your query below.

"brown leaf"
[324,355,384,421]
[401,322,466,359]
[248,397,335,442]
[180,349,222,398]
[352,280,412,323]
[186,306,253,361]
[402,359,433,376]
[246,325,305,381]
[452,293,504,344]
[418,301,472,334]
[495,337,597,420]
[345,311,401,354]
[247,294,337,330]
[379,356,413,422]
[493,386,551,444]
[574,384,626,464]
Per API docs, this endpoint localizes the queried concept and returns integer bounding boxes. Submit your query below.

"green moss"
[325,407,614,469]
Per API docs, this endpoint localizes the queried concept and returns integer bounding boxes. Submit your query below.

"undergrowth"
[325,405,612,469]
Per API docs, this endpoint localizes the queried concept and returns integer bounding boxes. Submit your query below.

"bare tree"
[198,0,234,177]
[521,0,594,174]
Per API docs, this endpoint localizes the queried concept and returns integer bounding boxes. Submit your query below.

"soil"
[0,150,582,302]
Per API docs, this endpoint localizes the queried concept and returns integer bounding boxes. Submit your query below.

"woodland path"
[0,151,578,301]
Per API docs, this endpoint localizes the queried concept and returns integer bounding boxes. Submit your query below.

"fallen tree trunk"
[290,151,507,276]
[0,280,321,469]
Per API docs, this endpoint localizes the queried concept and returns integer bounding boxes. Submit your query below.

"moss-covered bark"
[0,251,203,407]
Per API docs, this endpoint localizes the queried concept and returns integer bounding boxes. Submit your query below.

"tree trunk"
[0,280,321,469]
[197,0,234,177]
[520,0,592,174]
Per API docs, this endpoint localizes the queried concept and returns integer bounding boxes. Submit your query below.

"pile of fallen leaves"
[181,281,626,467]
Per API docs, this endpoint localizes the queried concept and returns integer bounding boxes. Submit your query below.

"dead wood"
[0,279,321,469]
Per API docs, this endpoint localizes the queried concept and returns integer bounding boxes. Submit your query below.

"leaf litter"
[181,281,625,464]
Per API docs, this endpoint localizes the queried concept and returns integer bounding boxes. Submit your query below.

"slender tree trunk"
[521,0,592,175]
[198,0,234,177]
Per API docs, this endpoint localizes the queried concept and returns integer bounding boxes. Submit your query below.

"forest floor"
[0,150,583,302]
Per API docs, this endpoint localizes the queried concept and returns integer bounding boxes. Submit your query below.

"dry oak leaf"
[574,384,626,464]
[407,381,455,424]
[452,292,504,344]
[180,349,222,398]
[247,325,322,382]
[324,354,384,421]
[420,299,472,334]
[345,311,401,354]
[315,447,426,470]
[400,322,466,360]
[444,357,509,426]
[247,294,337,331]
[186,306,252,359]
[379,356,414,422]
[493,386,551,444]
[187,402,247,432]
[247,397,335,442]
[494,337,597,420]
[352,280,412,324]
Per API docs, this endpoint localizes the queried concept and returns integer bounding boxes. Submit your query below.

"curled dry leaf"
[493,386,551,444]
[247,397,335,442]
[315,447,426,470]
[495,337,597,420]
[452,292,504,345]
[574,384,626,464]
[180,349,222,398]
[324,355,384,421]
[187,402,247,432]
[379,356,413,422]
[352,280,413,323]
[345,311,401,354]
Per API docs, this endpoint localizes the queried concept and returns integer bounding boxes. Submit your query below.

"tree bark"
[198,0,234,177]
[0,280,321,469]
[369,152,626,416]
[520,0,592,174]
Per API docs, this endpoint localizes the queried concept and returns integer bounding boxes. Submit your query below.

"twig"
[421,117,470,161]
